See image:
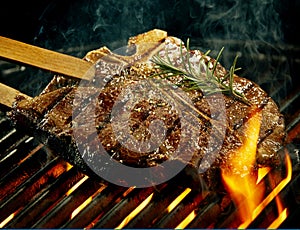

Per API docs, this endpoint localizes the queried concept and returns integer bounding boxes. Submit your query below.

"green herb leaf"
[151,40,250,105]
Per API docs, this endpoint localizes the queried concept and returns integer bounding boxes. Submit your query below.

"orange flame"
[222,111,264,224]
[256,167,271,184]
[221,108,292,228]
[239,152,292,228]
[268,208,288,229]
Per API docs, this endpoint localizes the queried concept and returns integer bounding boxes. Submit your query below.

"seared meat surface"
[8,30,285,189]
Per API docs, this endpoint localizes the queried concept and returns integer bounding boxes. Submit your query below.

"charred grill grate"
[0,36,300,228]
[1,0,300,225]
[0,81,300,228]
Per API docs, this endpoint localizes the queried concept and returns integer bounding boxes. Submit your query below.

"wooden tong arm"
[0,36,93,80]
[0,83,31,108]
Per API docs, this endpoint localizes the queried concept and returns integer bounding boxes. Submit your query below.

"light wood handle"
[0,36,93,80]
[0,29,168,108]
[0,83,31,108]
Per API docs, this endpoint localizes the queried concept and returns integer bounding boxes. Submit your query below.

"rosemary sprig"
[150,40,250,105]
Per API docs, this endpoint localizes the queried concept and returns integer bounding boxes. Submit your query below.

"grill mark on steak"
[9,87,73,134]
[7,31,286,190]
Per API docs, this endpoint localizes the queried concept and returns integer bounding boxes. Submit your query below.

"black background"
[0,0,299,97]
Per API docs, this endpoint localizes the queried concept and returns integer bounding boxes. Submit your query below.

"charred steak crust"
[7,30,285,189]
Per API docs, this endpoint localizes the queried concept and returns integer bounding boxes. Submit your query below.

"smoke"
[20,0,293,100]
[180,0,291,100]
[189,0,283,42]
[177,0,290,95]
[35,0,177,53]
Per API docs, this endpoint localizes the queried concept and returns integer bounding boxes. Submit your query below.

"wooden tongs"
[0,35,94,107]
[0,36,93,80]
[0,29,168,108]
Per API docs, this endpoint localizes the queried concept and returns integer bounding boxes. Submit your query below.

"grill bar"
[0,136,34,178]
[32,177,105,228]
[62,184,129,228]
[125,185,196,228]
[153,189,202,228]
[0,156,65,223]
[6,167,83,228]
[93,186,156,228]
[279,172,300,228]
[0,70,299,228]
[0,144,53,202]
[186,192,222,228]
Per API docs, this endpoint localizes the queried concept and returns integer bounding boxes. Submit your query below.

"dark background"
[0,0,299,101]
[1,0,299,46]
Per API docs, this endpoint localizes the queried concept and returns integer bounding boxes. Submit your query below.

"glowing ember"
[70,185,107,219]
[65,162,73,171]
[167,188,192,213]
[175,210,196,229]
[116,193,154,229]
[66,175,89,196]
[0,212,16,228]
[222,110,264,224]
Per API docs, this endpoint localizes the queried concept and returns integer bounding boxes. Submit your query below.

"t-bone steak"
[7,29,285,189]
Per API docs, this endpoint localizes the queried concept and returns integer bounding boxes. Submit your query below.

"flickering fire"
[239,152,292,228]
[268,207,288,229]
[222,110,264,224]
[221,109,292,228]
[256,167,271,184]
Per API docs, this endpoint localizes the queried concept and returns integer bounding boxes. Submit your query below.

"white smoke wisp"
[183,0,291,99]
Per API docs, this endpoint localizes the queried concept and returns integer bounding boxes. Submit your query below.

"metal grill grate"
[0,36,300,228]
[0,95,300,229]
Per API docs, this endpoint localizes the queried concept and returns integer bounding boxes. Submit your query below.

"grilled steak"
[8,30,285,189]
